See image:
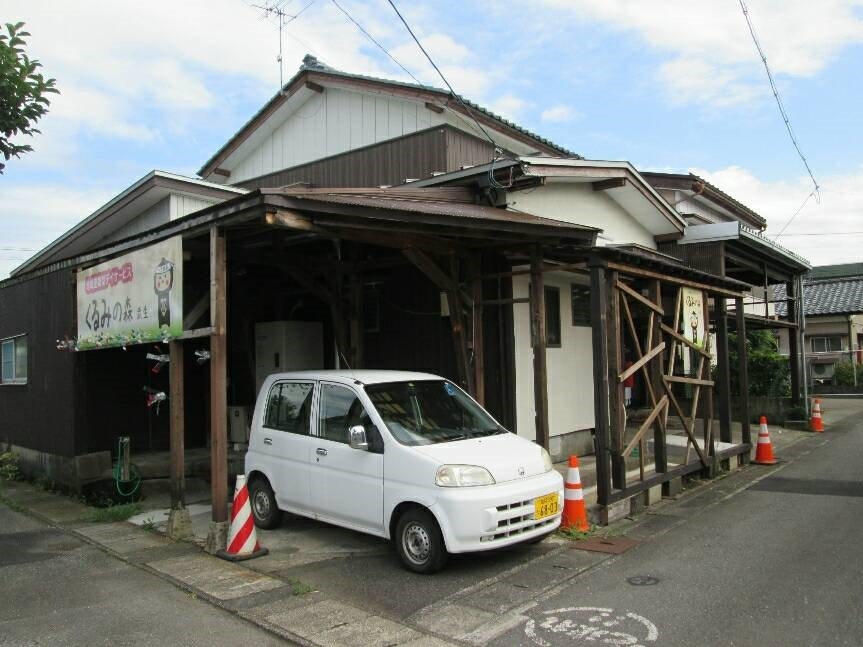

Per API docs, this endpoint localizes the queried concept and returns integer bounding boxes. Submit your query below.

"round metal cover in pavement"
[627,575,660,586]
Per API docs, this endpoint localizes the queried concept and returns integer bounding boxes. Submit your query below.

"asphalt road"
[0,507,285,646]
[492,398,863,647]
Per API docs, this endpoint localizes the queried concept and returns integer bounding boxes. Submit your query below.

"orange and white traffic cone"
[561,455,590,532]
[752,416,778,465]
[810,398,824,433]
[217,474,268,562]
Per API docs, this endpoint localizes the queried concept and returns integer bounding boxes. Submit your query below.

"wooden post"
[736,297,751,460]
[607,271,626,490]
[702,296,716,478]
[470,253,485,406]
[446,257,474,394]
[349,251,364,369]
[529,245,550,449]
[715,296,732,444]
[787,278,802,407]
[648,280,667,475]
[209,227,228,528]
[169,340,185,508]
[589,261,612,506]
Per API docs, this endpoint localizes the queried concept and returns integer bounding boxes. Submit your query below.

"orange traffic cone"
[810,398,824,433]
[561,455,590,532]
[752,416,778,465]
[217,474,268,561]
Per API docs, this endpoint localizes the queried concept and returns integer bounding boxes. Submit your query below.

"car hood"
[411,432,548,483]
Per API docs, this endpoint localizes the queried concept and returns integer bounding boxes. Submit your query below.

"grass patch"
[288,578,313,596]
[87,502,142,523]
[558,524,598,541]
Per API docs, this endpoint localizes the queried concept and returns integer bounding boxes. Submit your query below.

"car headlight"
[541,447,553,473]
[435,464,495,487]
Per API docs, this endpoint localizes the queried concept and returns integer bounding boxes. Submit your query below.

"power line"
[773,189,816,239]
[738,0,819,198]
[383,0,498,150]
[330,0,424,86]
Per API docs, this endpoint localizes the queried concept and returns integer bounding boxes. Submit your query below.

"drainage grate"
[627,575,659,586]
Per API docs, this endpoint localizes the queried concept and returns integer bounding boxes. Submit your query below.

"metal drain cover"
[627,575,659,586]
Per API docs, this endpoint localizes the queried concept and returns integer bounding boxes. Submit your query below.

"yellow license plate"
[534,493,559,520]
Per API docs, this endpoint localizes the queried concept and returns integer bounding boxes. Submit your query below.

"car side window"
[318,383,374,445]
[264,382,314,435]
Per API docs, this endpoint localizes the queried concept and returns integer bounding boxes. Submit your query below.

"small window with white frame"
[1,335,28,384]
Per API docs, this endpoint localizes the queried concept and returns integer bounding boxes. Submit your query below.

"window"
[264,382,314,434]
[571,284,591,326]
[811,336,843,353]
[545,286,561,347]
[319,383,373,444]
[1,335,27,383]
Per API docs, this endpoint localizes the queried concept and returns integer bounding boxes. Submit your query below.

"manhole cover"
[627,575,660,586]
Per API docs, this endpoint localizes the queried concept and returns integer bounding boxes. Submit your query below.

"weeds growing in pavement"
[87,502,142,523]
[0,451,21,482]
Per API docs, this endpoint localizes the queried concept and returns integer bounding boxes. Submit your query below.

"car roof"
[265,369,444,386]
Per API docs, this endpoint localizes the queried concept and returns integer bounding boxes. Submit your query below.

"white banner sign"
[681,287,705,348]
[76,237,183,350]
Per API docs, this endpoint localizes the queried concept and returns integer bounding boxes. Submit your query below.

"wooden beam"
[183,294,209,330]
[425,101,444,113]
[209,226,228,526]
[530,246,550,450]
[664,375,715,387]
[169,340,185,509]
[606,261,743,298]
[180,326,215,340]
[265,209,317,232]
[622,395,668,458]
[446,257,473,393]
[589,262,612,506]
[736,297,751,458]
[402,248,474,306]
[662,380,709,467]
[607,273,626,489]
[648,280,667,474]
[349,251,364,369]
[618,342,665,383]
[305,79,325,93]
[616,280,665,315]
[471,253,485,406]
[479,297,530,306]
[593,177,627,191]
[660,322,711,358]
[715,297,732,444]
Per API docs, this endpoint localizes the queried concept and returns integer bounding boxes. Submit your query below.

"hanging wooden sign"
[76,237,183,350]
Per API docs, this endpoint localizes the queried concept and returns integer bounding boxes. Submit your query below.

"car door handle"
[263,437,272,445]
[316,448,327,456]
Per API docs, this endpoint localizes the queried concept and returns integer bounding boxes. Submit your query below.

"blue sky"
[3,0,863,277]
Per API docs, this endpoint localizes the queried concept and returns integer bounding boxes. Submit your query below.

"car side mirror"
[348,425,369,451]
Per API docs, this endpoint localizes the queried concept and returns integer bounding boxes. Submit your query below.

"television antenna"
[249,0,316,93]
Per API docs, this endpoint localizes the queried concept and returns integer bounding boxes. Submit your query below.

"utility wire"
[739,0,819,198]
[773,189,816,239]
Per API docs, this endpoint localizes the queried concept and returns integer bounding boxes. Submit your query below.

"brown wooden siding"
[0,269,77,457]
[235,125,495,191]
[658,241,724,277]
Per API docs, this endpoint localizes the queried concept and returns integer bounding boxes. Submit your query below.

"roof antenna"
[250,1,314,95]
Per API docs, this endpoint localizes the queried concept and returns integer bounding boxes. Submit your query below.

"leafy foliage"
[832,361,860,387]
[728,330,790,397]
[0,451,20,481]
[0,21,58,173]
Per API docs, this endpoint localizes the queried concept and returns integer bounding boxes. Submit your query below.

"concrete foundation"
[205,520,229,554]
[645,484,663,506]
[662,476,683,498]
[7,443,110,492]
[599,498,630,525]
[548,429,594,463]
[166,506,193,540]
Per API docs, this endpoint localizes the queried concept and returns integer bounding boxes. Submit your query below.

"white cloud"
[545,0,863,109]
[689,165,863,266]
[541,104,579,122]
[489,95,529,121]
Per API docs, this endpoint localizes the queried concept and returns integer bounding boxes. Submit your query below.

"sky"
[3,0,863,278]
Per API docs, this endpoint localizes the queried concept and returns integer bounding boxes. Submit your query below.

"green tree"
[728,330,791,397]
[833,361,856,387]
[0,21,58,173]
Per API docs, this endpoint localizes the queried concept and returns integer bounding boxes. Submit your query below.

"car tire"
[248,477,282,529]
[394,508,448,574]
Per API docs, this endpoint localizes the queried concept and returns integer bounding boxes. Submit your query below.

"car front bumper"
[430,470,564,554]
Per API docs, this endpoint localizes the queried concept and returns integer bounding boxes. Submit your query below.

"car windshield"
[364,380,505,446]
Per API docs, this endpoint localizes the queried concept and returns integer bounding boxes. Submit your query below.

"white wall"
[512,271,595,443]
[230,87,446,184]
[102,197,171,243]
[170,194,218,220]
[507,181,657,248]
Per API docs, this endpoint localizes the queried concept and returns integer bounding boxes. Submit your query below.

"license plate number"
[534,493,558,520]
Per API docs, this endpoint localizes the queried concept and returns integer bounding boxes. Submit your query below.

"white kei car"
[244,370,563,573]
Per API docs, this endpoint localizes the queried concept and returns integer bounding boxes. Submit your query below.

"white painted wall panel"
[507,182,657,248]
[101,197,170,244]
[170,194,219,220]
[512,272,596,441]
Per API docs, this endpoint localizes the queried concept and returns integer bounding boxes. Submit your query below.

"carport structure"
[127,185,599,546]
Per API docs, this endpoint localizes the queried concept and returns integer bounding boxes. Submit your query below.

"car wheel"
[248,477,282,529]
[395,508,448,574]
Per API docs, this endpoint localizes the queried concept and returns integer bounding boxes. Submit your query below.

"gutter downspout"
[800,274,809,416]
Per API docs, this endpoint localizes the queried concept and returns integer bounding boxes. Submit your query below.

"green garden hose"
[113,438,142,497]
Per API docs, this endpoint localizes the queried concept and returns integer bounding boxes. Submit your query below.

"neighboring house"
[776,263,863,385]
[0,55,806,524]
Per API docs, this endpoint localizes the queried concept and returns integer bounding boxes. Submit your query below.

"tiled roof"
[809,263,863,281]
[774,277,863,317]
